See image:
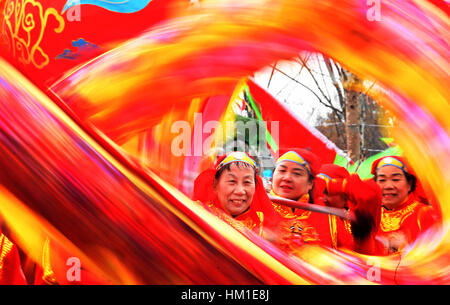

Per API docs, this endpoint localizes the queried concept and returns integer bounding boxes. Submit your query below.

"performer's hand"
[322,191,347,209]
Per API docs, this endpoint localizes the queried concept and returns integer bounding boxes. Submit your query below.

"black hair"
[404,172,417,193]
[307,174,315,204]
[214,161,258,184]
[374,169,417,194]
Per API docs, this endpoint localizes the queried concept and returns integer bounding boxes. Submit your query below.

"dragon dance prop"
[0,0,449,284]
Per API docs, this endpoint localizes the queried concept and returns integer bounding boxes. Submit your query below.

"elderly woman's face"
[376,165,411,209]
[214,163,256,217]
[272,161,312,201]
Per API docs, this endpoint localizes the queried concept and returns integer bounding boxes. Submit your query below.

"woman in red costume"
[193,151,285,240]
[371,156,440,254]
[269,148,330,245]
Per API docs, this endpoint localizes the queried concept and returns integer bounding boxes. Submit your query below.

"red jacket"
[376,193,438,255]
[321,173,384,255]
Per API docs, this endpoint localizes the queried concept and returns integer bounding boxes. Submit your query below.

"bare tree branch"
[270,65,344,118]
[316,54,332,101]
[297,55,333,104]
[275,53,312,97]
[296,56,344,121]
[267,61,278,89]
[323,56,346,113]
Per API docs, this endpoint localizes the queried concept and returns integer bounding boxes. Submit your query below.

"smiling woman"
[372,156,440,254]
[213,162,256,217]
[269,148,333,245]
[193,152,284,239]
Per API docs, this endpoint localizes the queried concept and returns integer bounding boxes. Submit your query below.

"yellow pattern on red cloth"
[343,219,352,235]
[0,234,14,277]
[380,201,420,232]
[270,192,320,243]
[376,195,437,254]
[41,238,58,285]
[328,215,338,249]
[206,202,263,236]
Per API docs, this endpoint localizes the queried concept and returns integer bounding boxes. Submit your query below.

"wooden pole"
[269,195,356,222]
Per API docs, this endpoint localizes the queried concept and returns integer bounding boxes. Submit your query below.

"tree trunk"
[345,76,361,162]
